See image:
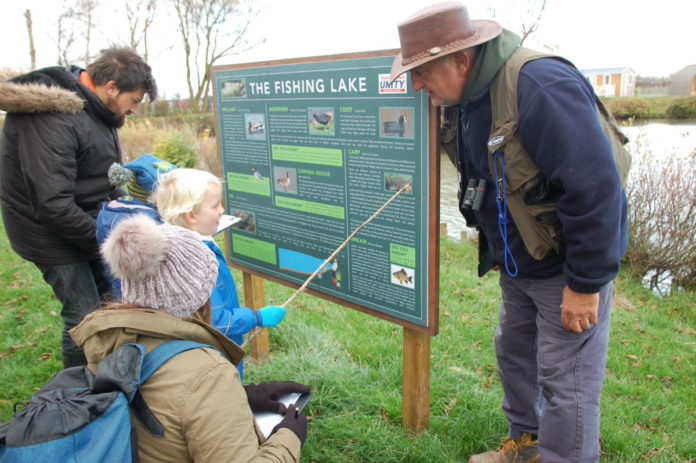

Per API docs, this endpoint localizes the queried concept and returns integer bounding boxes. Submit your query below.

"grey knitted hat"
[101,214,218,317]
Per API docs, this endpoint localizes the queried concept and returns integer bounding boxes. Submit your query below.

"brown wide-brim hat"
[390,2,502,83]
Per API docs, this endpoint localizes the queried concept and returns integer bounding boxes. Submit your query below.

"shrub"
[118,119,159,162]
[151,99,172,117]
[119,119,220,175]
[665,96,696,119]
[152,131,196,168]
[195,129,221,177]
[623,133,696,294]
[603,97,650,119]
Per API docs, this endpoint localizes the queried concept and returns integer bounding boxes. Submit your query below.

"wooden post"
[439,223,448,236]
[243,271,270,363]
[402,327,431,432]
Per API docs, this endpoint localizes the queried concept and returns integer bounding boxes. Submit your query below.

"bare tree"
[56,5,78,66]
[24,10,36,70]
[488,0,548,46]
[517,0,547,45]
[171,0,263,112]
[78,0,100,66]
[125,0,157,63]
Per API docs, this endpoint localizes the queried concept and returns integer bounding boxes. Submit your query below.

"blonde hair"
[153,168,222,228]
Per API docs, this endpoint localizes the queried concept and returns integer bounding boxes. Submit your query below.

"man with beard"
[0,47,157,367]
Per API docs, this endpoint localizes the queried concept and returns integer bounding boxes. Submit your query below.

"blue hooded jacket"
[96,199,161,299]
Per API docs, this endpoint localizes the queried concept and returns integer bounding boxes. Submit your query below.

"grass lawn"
[1,221,694,462]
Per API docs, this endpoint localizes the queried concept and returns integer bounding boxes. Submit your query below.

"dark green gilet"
[444,47,632,262]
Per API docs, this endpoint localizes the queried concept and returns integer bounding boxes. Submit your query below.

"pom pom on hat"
[102,214,167,280]
[108,162,135,187]
[101,214,218,318]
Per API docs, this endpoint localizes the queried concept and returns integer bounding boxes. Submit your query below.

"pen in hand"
[293,406,300,419]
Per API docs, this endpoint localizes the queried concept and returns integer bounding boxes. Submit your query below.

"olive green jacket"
[70,308,301,463]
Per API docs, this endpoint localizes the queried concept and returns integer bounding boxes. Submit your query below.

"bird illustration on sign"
[248,121,264,135]
[383,115,407,137]
[309,108,334,135]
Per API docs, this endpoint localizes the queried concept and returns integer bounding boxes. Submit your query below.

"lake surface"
[439,121,696,239]
[621,120,696,159]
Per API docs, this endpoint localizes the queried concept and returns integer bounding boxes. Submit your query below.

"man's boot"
[468,432,541,463]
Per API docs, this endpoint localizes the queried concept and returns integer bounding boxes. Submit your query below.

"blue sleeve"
[210,298,259,339]
[517,59,626,292]
[205,240,261,339]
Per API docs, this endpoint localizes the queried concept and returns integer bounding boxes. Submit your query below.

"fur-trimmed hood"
[0,66,85,114]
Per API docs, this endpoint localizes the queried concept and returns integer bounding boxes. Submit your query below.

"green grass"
[1,223,694,462]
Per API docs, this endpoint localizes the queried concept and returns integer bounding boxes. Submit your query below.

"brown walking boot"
[468,432,541,463]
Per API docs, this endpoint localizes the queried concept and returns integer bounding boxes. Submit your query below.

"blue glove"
[257,305,286,327]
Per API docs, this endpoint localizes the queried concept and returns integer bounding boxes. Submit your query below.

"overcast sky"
[2,0,695,97]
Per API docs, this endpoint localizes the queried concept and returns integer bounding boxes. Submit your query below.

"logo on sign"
[378,74,407,94]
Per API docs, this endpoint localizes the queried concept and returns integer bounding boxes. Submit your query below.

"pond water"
[620,120,696,159]
[438,120,696,240]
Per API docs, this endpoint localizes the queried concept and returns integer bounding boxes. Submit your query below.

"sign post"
[403,327,431,432]
[243,271,269,362]
[212,50,439,430]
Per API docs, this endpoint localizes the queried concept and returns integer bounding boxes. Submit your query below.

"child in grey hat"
[70,214,309,461]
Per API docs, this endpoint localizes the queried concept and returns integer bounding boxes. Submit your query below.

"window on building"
[604,75,611,85]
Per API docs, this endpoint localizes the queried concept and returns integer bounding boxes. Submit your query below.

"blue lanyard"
[492,151,519,277]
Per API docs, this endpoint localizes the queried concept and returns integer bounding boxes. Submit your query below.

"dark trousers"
[35,260,109,368]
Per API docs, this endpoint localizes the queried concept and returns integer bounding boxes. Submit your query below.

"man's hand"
[560,286,599,333]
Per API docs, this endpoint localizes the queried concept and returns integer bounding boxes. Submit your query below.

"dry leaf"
[676,326,695,335]
[613,295,636,312]
[444,398,457,416]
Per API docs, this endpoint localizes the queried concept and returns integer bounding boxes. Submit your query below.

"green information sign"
[212,51,437,331]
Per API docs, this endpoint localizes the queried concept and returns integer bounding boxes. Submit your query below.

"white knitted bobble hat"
[101,214,218,317]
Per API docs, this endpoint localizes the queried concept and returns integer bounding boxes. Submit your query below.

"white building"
[581,67,636,97]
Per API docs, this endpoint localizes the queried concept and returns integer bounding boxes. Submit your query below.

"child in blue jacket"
[153,167,285,378]
[96,154,176,299]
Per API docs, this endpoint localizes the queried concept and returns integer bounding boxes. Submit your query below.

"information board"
[212,50,438,333]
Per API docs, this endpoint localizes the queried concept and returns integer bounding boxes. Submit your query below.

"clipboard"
[214,214,241,235]
[254,392,313,438]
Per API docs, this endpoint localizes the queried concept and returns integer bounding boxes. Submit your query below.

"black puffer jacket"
[0,66,122,265]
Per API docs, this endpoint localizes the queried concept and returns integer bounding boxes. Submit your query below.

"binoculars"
[461,178,487,211]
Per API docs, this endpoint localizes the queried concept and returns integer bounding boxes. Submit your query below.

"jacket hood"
[70,308,245,369]
[0,66,86,114]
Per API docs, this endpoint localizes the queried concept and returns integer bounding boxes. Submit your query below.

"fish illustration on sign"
[392,268,413,285]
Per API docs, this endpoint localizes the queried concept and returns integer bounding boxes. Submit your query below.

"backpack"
[0,340,212,463]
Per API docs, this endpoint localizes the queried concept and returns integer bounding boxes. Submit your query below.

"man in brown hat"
[391,2,629,462]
